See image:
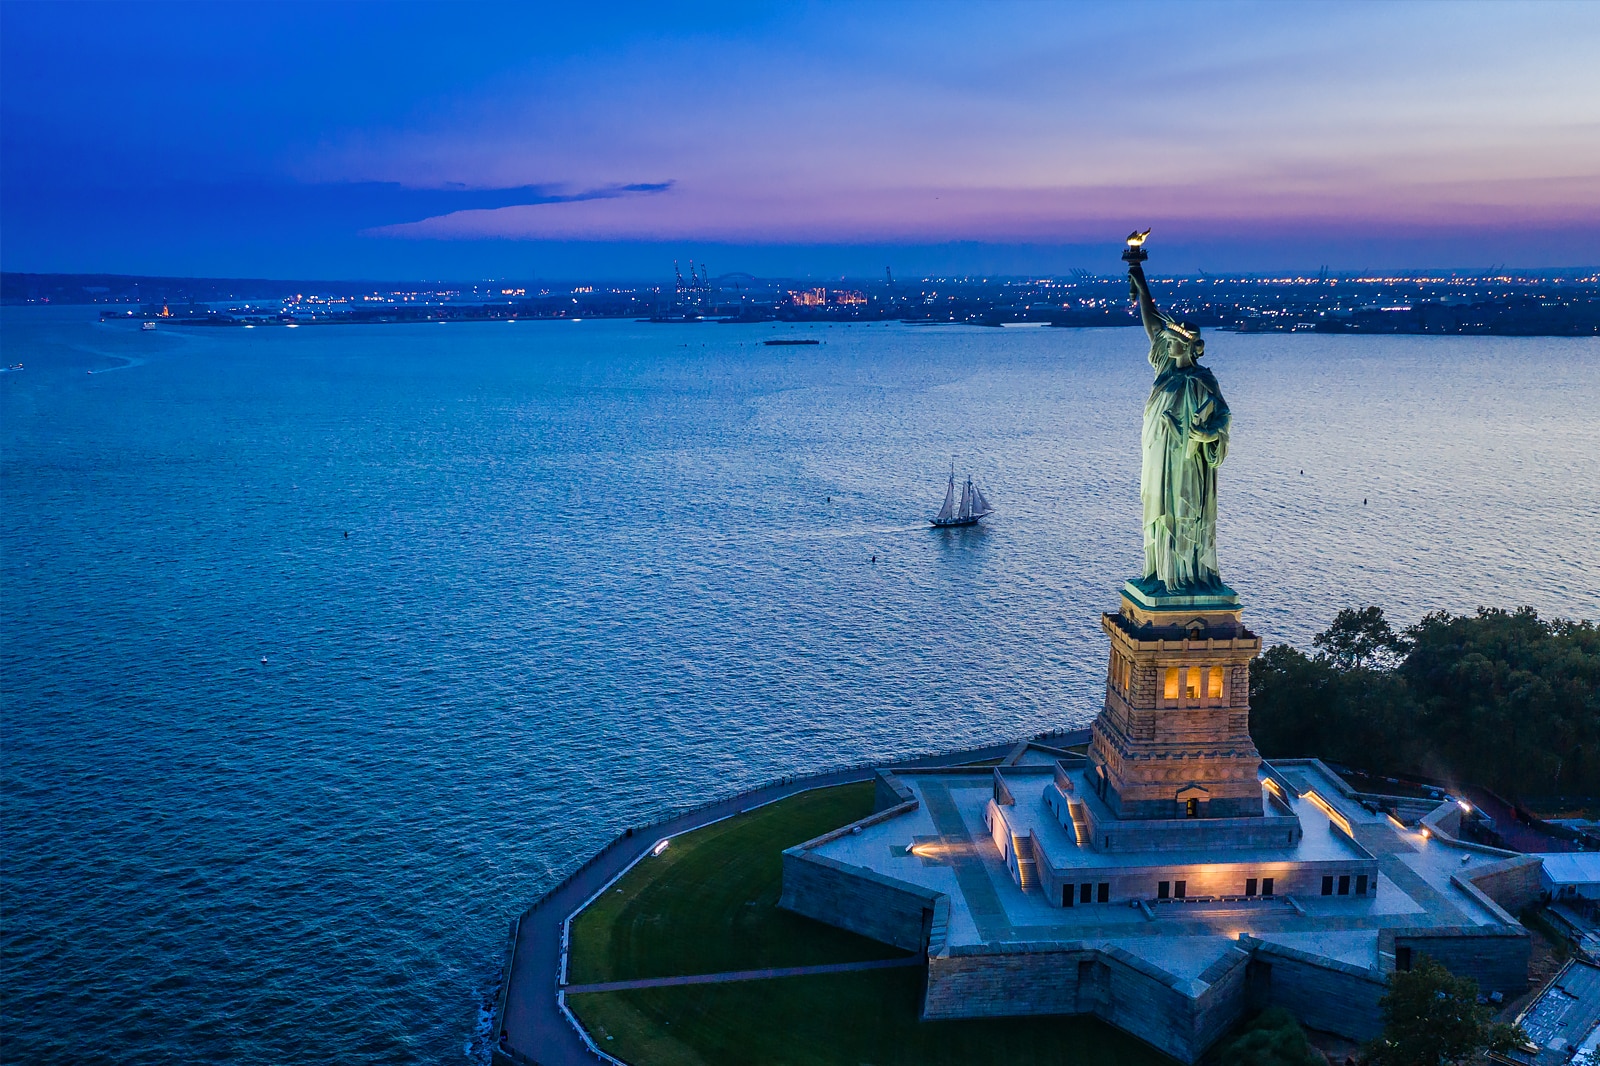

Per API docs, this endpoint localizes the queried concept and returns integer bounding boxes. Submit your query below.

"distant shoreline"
[4,268,1596,337]
[82,310,1600,338]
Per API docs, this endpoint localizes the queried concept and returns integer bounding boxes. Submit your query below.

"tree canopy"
[1251,606,1600,800]
[1213,1007,1324,1066]
[1359,957,1521,1066]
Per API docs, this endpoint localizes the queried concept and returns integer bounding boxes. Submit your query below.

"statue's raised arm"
[1128,265,1163,341]
[1123,229,1162,341]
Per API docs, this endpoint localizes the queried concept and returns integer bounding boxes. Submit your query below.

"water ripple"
[2,310,1596,1063]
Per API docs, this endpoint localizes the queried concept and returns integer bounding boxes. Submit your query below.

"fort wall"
[778,850,936,953]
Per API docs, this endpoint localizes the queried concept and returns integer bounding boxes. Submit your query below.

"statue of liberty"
[1124,233,1230,592]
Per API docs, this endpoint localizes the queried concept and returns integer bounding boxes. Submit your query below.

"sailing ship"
[929,468,994,528]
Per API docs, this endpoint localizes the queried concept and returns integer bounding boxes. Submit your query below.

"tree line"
[1249,606,1600,801]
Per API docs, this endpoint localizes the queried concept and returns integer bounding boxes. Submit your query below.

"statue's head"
[1166,320,1205,366]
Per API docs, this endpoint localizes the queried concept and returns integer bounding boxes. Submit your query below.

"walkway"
[494,730,1088,1066]
[563,956,923,995]
[920,781,1011,940]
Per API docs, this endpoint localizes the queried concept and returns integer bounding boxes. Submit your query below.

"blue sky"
[3,1,1598,280]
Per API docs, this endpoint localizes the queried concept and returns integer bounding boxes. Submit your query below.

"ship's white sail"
[972,485,992,516]
[931,467,994,526]
[935,473,957,523]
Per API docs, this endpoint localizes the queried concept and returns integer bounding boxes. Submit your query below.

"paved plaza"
[783,745,1540,1061]
[811,754,1515,968]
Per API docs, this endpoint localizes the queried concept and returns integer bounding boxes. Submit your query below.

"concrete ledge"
[1198,945,1251,986]
[1243,934,1385,982]
[1097,941,1192,990]
[1241,933,1388,1041]
[778,849,940,953]
[1420,801,1523,858]
[1259,761,1303,799]
[926,896,952,956]
[1026,741,1089,759]
[788,799,920,852]
[873,769,915,812]
[1460,854,1545,917]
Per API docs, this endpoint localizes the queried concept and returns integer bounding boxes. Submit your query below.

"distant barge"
[763,338,820,346]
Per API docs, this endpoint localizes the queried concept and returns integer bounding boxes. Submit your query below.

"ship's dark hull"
[929,514,988,528]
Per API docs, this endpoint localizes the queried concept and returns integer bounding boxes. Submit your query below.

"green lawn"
[572,968,1173,1066]
[568,781,905,984]
[566,781,1175,1066]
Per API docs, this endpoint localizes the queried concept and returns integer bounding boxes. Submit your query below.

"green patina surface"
[1128,255,1230,593]
[566,781,1175,1066]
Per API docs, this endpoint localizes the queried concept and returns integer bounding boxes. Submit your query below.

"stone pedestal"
[1087,578,1264,822]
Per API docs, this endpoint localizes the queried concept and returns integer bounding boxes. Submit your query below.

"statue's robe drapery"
[1141,324,1230,590]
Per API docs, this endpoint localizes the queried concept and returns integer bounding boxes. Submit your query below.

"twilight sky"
[4,1,1598,280]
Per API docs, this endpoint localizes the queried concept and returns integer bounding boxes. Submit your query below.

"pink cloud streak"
[373,173,1600,245]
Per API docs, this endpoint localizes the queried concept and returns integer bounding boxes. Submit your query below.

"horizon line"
[6,265,1599,290]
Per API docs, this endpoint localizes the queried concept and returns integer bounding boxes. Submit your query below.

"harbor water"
[2,309,1597,1063]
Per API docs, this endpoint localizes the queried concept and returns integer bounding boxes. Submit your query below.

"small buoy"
[260,657,268,664]
[1363,498,1367,505]
[343,531,349,538]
